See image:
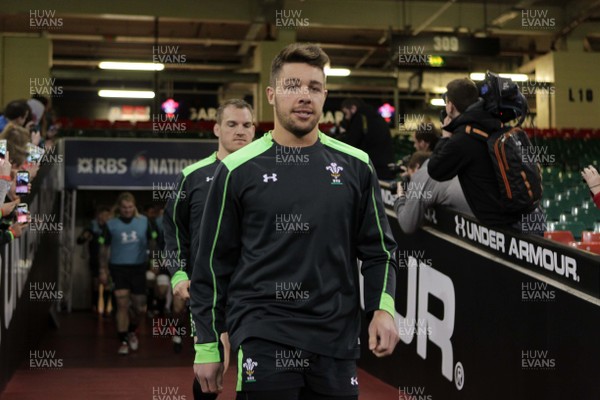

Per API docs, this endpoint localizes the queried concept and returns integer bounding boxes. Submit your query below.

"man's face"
[342,107,353,121]
[98,210,111,225]
[413,134,428,151]
[267,62,327,138]
[214,106,255,154]
[119,200,135,219]
[15,111,28,127]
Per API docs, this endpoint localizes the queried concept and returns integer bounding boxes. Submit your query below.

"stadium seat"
[582,231,600,243]
[544,230,575,244]
[113,120,134,130]
[135,121,154,131]
[569,241,600,255]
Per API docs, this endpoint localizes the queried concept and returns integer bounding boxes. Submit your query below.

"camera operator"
[428,78,544,234]
[394,150,472,234]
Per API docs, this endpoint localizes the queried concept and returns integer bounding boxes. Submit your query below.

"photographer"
[428,78,521,227]
[394,150,472,234]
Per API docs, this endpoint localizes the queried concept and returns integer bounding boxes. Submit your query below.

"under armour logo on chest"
[263,173,278,183]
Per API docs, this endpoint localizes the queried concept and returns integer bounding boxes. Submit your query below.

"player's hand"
[368,310,399,357]
[581,165,600,195]
[194,362,224,394]
[173,279,190,301]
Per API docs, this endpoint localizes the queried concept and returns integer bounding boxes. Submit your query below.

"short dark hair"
[215,99,254,125]
[446,78,479,113]
[270,43,329,87]
[3,100,29,121]
[407,151,431,170]
[415,127,440,151]
[340,98,365,110]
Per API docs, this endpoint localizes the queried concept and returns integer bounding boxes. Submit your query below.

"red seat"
[71,118,92,129]
[54,116,70,129]
[541,128,558,138]
[544,230,575,244]
[575,129,593,139]
[561,128,576,139]
[113,120,134,130]
[569,241,600,255]
[581,231,600,243]
[135,121,154,130]
[92,119,112,129]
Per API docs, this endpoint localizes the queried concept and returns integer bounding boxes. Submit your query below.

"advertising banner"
[359,189,600,400]
[63,138,217,190]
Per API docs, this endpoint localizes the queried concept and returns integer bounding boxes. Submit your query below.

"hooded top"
[427,100,522,226]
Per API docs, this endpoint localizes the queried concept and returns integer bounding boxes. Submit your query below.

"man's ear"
[266,86,275,105]
[448,102,459,118]
[213,123,220,138]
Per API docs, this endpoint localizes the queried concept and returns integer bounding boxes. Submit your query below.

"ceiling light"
[324,67,351,77]
[99,61,164,71]
[98,90,155,99]
[470,72,528,82]
[430,98,446,106]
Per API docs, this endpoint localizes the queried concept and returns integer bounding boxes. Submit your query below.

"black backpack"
[466,124,542,213]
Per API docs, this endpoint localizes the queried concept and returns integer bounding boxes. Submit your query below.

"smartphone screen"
[17,203,28,223]
[0,139,6,159]
[16,171,29,194]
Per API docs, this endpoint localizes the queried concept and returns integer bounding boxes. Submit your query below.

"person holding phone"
[0,149,28,243]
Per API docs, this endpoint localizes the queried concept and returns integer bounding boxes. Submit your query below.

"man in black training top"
[340,98,395,180]
[163,99,255,400]
[191,43,399,400]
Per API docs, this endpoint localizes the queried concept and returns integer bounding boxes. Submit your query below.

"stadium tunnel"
[0,1,599,399]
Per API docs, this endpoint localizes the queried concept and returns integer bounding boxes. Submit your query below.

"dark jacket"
[341,105,395,180]
[428,101,522,226]
[191,132,397,362]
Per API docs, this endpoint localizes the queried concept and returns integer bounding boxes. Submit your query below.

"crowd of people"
[0,95,57,249]
[8,41,597,400]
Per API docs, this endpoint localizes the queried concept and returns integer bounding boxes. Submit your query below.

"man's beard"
[275,101,319,138]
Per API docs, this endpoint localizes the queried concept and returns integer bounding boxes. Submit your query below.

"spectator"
[0,150,28,244]
[428,78,543,233]
[413,127,440,152]
[394,151,473,234]
[340,98,396,180]
[0,100,29,131]
[582,165,600,209]
[1,123,34,170]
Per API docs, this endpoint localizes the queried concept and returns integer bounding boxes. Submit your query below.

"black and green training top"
[190,131,397,363]
[163,152,219,288]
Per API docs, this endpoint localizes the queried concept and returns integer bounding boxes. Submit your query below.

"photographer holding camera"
[428,78,543,233]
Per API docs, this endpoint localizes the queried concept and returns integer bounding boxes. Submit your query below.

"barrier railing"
[358,185,600,399]
[0,162,62,392]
